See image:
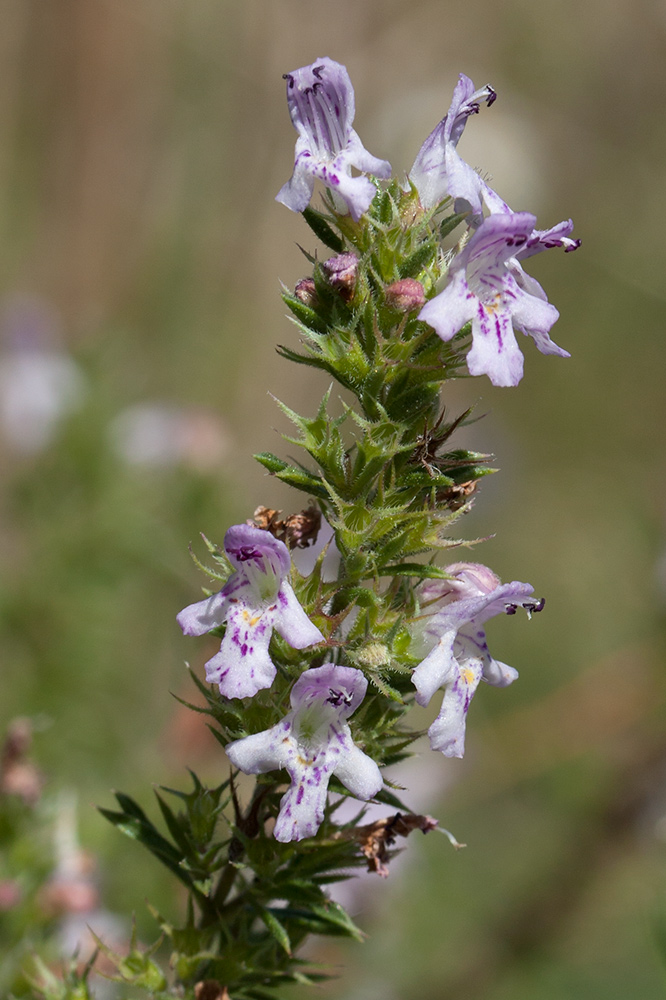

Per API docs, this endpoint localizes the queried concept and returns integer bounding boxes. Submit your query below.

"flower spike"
[177,524,324,700]
[226,664,383,842]
[408,73,496,216]
[276,56,391,221]
[411,563,543,758]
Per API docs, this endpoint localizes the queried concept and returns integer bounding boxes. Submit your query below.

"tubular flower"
[226,664,383,842]
[418,211,570,387]
[276,56,391,221]
[411,563,543,758]
[177,525,324,700]
[408,73,496,215]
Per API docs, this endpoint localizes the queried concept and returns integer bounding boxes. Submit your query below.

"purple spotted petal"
[467,301,524,387]
[411,564,541,758]
[177,524,323,700]
[274,580,325,649]
[226,664,381,842]
[427,659,483,757]
[204,597,278,699]
[276,56,390,220]
[418,212,571,386]
[418,270,476,343]
[176,580,236,637]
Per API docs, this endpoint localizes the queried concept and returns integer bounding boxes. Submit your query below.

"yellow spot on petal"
[242,610,262,627]
[462,667,476,685]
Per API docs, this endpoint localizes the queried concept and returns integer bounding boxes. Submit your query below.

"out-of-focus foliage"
[1,1,666,998]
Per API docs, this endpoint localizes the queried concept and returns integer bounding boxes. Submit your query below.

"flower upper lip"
[276,56,391,221]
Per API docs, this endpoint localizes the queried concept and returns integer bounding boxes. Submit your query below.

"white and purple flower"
[408,73,496,217]
[177,525,324,700]
[418,211,572,387]
[276,56,391,221]
[411,563,543,758]
[226,664,383,842]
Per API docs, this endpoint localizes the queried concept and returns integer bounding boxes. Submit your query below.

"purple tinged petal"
[419,212,571,386]
[274,765,332,843]
[178,523,321,701]
[411,567,540,757]
[346,128,391,179]
[418,271,476,342]
[408,73,496,211]
[510,286,567,357]
[480,656,519,687]
[467,303,524,387]
[333,743,383,800]
[176,585,234,636]
[204,615,276,700]
[277,56,391,219]
[275,151,316,213]
[227,664,379,842]
[274,580,325,649]
[290,663,367,715]
[411,631,458,707]
[224,523,291,577]
[427,660,483,757]
[321,168,378,222]
[226,722,289,774]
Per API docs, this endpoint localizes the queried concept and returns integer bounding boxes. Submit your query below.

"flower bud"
[384,278,426,313]
[294,277,318,308]
[322,253,358,301]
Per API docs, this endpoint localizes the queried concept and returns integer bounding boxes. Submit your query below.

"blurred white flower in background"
[0,294,86,453]
[109,402,230,470]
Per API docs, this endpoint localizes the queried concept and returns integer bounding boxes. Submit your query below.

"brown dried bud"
[341,812,438,877]
[321,253,358,301]
[436,479,478,511]
[194,982,230,1000]
[251,504,321,550]
[251,506,284,534]
[384,278,426,313]
[281,504,321,549]
[293,278,318,308]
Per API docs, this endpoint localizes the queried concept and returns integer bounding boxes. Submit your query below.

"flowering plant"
[30,57,578,1000]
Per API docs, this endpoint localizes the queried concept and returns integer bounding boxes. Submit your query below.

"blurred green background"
[1,0,666,997]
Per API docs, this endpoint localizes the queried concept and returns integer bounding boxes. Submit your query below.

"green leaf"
[439,210,470,239]
[397,239,437,280]
[258,906,293,955]
[302,206,345,252]
[374,562,451,579]
[98,794,195,892]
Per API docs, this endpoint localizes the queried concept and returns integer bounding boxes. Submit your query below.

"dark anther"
[514,235,527,245]
[312,65,325,80]
[565,240,581,252]
[504,603,517,615]
[312,82,323,93]
[486,86,497,106]
[327,688,352,707]
[235,545,261,563]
